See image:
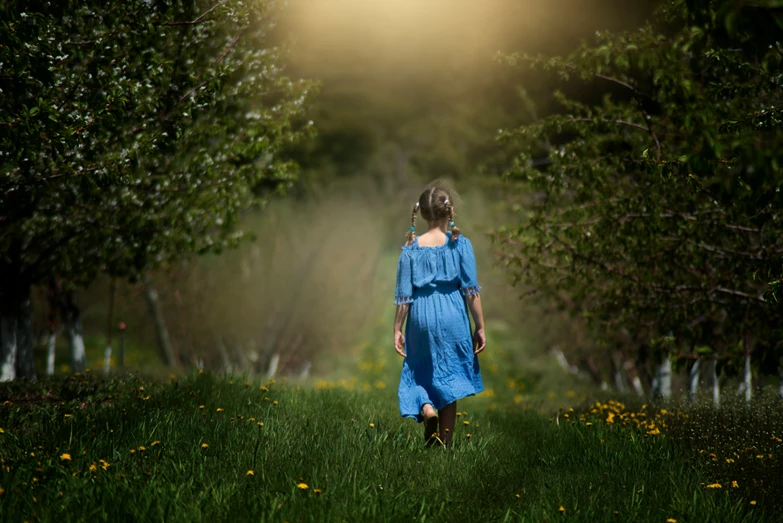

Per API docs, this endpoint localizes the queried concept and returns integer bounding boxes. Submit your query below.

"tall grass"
[0,373,773,522]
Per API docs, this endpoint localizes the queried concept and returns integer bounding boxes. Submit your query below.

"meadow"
[1,368,780,523]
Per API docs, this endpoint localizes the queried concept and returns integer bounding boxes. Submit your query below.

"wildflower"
[558,506,565,513]
[89,463,98,472]
[466,434,472,439]
[756,454,764,459]
[201,443,209,449]
[731,481,739,488]
[129,449,136,454]
[273,401,278,405]
[138,446,146,452]
[0,488,4,495]
[666,519,677,523]
[463,421,470,426]
[705,483,722,489]
[257,422,264,427]
[515,493,520,499]
[216,408,224,413]
[369,423,375,428]
[0,428,3,433]
[313,488,323,494]
[585,422,593,426]
[260,385,269,392]
[151,441,160,447]
[199,405,205,409]
[247,470,254,476]
[725,458,734,463]
[99,460,110,470]
[297,482,309,490]
[64,414,72,418]
[60,453,71,461]
[750,501,757,505]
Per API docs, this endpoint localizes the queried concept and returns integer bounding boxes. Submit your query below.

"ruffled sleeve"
[394,248,414,305]
[458,236,481,297]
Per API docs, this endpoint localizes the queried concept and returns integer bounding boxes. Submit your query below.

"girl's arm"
[465,294,486,354]
[393,304,410,357]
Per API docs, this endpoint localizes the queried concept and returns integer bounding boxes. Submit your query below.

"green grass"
[0,373,774,522]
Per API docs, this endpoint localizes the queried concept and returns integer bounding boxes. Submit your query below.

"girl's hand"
[394,330,406,357]
[473,328,486,355]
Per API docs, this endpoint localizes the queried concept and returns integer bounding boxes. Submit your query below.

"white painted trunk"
[0,316,17,382]
[631,375,644,396]
[743,352,752,404]
[104,344,112,376]
[709,356,720,408]
[266,352,280,378]
[68,330,86,373]
[299,361,311,378]
[653,356,672,399]
[46,333,56,376]
[688,358,700,402]
[779,363,783,400]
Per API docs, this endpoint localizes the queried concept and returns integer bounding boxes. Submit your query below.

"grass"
[0,372,777,523]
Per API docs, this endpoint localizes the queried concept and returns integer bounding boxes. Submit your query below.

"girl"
[393,186,486,448]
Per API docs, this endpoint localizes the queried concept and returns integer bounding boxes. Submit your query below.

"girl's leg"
[438,401,457,448]
[421,403,439,443]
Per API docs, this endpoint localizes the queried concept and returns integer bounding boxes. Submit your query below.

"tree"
[495,0,783,399]
[0,0,315,379]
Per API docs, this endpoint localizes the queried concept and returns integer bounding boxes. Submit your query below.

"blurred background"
[37,0,658,411]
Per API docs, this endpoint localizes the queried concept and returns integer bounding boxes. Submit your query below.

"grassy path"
[0,374,771,522]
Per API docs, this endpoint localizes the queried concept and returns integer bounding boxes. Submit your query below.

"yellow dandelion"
[313,488,323,494]
[731,481,739,488]
[463,421,470,426]
[201,443,209,449]
[515,493,520,499]
[216,408,224,413]
[750,500,757,505]
[257,422,264,427]
[248,417,255,421]
[0,487,4,495]
[60,453,71,461]
[151,441,160,447]
[247,470,254,476]
[369,423,375,428]
[725,458,734,463]
[199,405,205,409]
[297,482,309,490]
[756,454,764,459]
[0,428,4,433]
[705,483,722,489]
[466,434,472,439]
[129,449,136,454]
[30,452,35,457]
[666,519,677,523]
[558,506,565,513]
[64,414,72,418]
[260,385,269,392]
[585,422,593,426]
[273,401,278,405]
[89,463,98,472]
[138,446,146,451]
[99,460,110,470]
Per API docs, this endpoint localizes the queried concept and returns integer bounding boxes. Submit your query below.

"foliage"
[495,0,783,370]
[0,373,773,522]
[0,0,315,288]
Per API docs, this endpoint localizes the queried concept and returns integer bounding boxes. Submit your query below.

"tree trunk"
[15,288,36,380]
[740,351,752,404]
[779,358,783,400]
[688,358,701,403]
[62,292,86,373]
[266,352,280,378]
[652,354,672,399]
[46,332,57,376]
[709,354,720,408]
[143,273,177,367]
[609,350,627,393]
[0,316,16,382]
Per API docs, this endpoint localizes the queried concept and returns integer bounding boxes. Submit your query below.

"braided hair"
[404,187,461,243]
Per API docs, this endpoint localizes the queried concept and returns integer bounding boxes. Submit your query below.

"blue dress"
[395,231,484,422]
